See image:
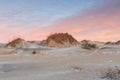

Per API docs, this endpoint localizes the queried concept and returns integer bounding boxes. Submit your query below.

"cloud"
[0,0,120,43]
[36,0,120,42]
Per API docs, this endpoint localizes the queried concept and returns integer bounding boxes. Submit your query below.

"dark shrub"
[115,41,120,45]
[81,42,98,50]
[32,50,37,54]
[101,67,120,80]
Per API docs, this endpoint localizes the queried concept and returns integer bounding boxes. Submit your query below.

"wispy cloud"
[39,0,120,42]
[0,0,120,43]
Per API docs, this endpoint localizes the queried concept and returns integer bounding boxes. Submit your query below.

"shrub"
[101,67,120,80]
[81,42,98,50]
[105,42,115,45]
[115,41,120,45]
[32,50,37,54]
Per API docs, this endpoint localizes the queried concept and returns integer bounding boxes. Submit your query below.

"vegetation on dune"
[46,33,79,47]
[32,50,37,54]
[101,67,120,80]
[6,38,24,48]
[115,41,120,45]
[105,40,120,45]
[105,41,114,45]
[81,40,98,50]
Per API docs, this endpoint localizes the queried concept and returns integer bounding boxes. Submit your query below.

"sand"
[0,44,120,80]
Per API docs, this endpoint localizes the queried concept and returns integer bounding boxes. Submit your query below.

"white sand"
[0,44,120,80]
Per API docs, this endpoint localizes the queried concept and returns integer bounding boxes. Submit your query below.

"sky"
[0,0,120,43]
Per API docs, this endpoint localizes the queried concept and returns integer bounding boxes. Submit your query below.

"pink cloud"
[35,1,120,42]
[23,8,120,42]
[0,1,120,43]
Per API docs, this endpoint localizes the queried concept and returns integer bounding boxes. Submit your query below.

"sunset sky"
[0,0,120,43]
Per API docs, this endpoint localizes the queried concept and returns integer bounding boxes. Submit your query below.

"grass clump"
[101,67,120,80]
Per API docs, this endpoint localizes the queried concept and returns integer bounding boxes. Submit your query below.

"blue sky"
[0,0,105,27]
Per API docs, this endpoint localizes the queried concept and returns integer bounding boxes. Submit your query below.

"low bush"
[32,50,37,54]
[101,67,120,80]
[81,42,98,50]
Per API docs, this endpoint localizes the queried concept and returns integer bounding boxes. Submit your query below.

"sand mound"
[6,38,24,48]
[45,33,79,47]
[6,38,40,48]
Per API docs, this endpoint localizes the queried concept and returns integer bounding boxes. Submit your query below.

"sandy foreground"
[0,45,120,80]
